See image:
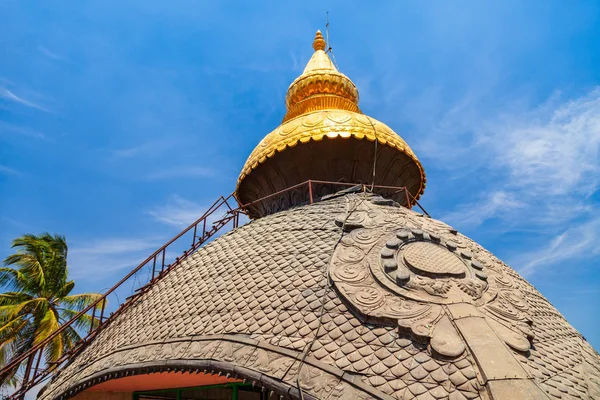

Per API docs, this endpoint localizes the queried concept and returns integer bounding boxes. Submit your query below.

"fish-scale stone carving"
[40,193,600,400]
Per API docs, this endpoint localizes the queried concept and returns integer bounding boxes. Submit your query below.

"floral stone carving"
[330,195,534,357]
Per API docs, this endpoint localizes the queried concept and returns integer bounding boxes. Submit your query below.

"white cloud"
[0,121,46,140]
[148,194,236,232]
[512,216,600,278]
[419,87,600,276]
[111,139,180,159]
[0,165,21,176]
[148,195,210,228]
[68,237,162,280]
[0,87,51,113]
[38,46,67,62]
[70,238,160,255]
[489,89,599,231]
[145,166,215,180]
[443,191,525,228]
[500,90,600,198]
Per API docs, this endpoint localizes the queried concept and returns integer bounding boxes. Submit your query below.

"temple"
[37,31,600,400]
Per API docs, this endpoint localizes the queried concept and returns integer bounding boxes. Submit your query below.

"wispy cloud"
[0,87,52,113]
[0,121,46,140]
[421,87,600,276]
[443,191,525,228]
[499,90,600,198]
[512,216,600,278]
[68,237,162,279]
[70,238,160,255]
[38,46,67,62]
[0,165,21,176]
[145,166,215,180]
[111,140,175,159]
[148,195,209,227]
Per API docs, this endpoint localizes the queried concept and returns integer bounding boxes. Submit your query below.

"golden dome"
[283,30,360,121]
[236,31,426,217]
[238,109,423,186]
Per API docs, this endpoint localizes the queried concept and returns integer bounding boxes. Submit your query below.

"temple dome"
[236,31,426,217]
[39,193,600,399]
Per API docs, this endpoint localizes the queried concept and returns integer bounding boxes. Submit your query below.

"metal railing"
[1,180,427,399]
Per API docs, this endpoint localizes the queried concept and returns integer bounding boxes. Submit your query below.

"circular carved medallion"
[370,228,492,305]
[355,287,383,306]
[333,265,365,282]
[402,242,465,276]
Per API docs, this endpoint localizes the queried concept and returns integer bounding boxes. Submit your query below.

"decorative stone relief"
[44,335,392,400]
[330,194,534,358]
[330,381,373,400]
[249,348,296,379]
[372,229,491,305]
[295,363,340,399]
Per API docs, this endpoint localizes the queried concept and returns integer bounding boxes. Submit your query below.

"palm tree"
[0,233,103,387]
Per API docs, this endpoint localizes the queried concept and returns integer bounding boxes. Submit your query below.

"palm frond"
[0,321,36,387]
[0,316,29,347]
[0,233,86,389]
[0,292,34,307]
[55,280,74,299]
[3,252,45,293]
[60,325,82,351]
[5,234,69,297]
[0,360,20,388]
[41,234,68,296]
[40,233,67,254]
[0,299,43,321]
[58,308,98,332]
[60,293,103,312]
[0,268,26,292]
[36,309,62,362]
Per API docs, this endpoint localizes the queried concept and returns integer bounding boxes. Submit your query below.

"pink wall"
[72,392,130,400]
[82,371,239,392]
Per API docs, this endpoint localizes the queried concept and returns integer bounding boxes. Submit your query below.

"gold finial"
[312,30,326,51]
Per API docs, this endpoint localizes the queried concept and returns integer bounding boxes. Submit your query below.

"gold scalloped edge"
[286,71,359,108]
[236,113,426,203]
[283,95,362,122]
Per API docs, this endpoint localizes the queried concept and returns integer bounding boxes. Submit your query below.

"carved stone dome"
[40,192,600,400]
[38,30,600,400]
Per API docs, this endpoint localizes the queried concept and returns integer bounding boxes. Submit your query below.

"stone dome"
[39,192,600,400]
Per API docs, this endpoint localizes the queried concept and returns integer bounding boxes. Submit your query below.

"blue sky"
[1,0,599,358]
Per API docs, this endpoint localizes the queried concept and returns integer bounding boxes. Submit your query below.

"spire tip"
[313,30,326,51]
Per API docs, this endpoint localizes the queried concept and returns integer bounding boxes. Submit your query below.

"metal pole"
[308,180,313,204]
[89,305,97,333]
[99,299,106,324]
[151,256,156,280]
[33,347,43,376]
[21,353,35,389]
